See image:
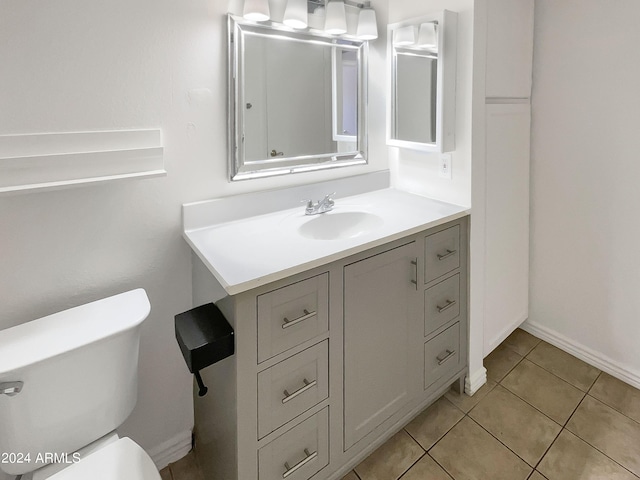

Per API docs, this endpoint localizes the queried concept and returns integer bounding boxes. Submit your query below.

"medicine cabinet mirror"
[228,15,368,181]
[387,10,457,153]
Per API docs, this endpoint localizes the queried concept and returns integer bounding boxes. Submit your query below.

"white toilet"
[0,289,160,480]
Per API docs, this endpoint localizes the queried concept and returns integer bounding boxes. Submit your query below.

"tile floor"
[160,328,640,480]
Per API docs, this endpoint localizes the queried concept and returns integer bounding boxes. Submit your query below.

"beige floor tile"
[589,372,640,424]
[469,385,562,466]
[170,451,204,480]
[160,467,173,480]
[445,379,497,413]
[342,471,360,480]
[405,397,464,450]
[501,359,585,425]
[485,343,524,382]
[429,417,532,480]
[402,455,452,480]
[526,342,600,392]
[503,328,541,356]
[566,395,640,477]
[538,430,637,480]
[529,472,548,480]
[354,430,424,480]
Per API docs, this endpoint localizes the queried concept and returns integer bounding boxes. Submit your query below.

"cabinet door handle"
[437,299,457,313]
[282,309,316,329]
[437,249,457,261]
[282,378,317,404]
[436,349,456,365]
[410,259,418,289]
[283,448,318,478]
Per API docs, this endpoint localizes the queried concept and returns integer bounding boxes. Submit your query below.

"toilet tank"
[0,289,151,476]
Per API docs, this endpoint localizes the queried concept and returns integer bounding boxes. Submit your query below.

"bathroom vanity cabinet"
[191,216,468,480]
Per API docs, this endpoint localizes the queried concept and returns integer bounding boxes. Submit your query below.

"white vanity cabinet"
[191,216,468,480]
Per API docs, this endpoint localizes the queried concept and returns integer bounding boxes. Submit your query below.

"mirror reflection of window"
[395,52,437,144]
[332,48,358,153]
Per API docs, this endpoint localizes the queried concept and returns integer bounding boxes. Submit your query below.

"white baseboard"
[484,312,528,355]
[147,429,193,470]
[521,320,640,390]
[465,366,488,396]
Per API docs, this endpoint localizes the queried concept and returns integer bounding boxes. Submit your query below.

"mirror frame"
[386,10,457,153]
[228,14,369,181]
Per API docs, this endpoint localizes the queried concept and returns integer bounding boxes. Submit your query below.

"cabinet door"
[484,104,530,353]
[343,242,420,450]
[485,0,535,98]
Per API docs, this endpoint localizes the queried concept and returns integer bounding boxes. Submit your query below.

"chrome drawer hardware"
[282,378,317,404]
[0,381,24,397]
[410,259,418,289]
[283,448,318,478]
[282,309,316,329]
[437,249,457,261]
[436,349,456,365]
[437,299,457,313]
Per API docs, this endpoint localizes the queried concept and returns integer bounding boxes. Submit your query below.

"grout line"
[396,451,427,480]
[586,370,603,394]
[559,429,640,479]
[465,415,536,470]
[426,451,456,480]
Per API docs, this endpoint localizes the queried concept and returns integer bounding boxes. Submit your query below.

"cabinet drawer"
[258,273,329,363]
[424,274,460,336]
[258,408,329,480]
[258,341,329,439]
[424,322,460,389]
[424,225,460,283]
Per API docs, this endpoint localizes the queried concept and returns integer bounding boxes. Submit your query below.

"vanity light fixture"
[325,0,347,35]
[393,25,416,46]
[416,22,437,50]
[283,0,308,29]
[356,2,378,40]
[243,0,270,21]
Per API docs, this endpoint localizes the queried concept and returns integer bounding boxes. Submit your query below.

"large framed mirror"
[387,10,457,153]
[228,15,368,181]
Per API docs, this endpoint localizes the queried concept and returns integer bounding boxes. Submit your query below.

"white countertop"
[183,188,469,295]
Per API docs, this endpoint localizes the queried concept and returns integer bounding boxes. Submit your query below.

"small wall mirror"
[387,11,457,152]
[228,15,368,181]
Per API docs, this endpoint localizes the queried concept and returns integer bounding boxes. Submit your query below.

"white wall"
[0,0,389,475]
[527,0,640,387]
[388,0,474,208]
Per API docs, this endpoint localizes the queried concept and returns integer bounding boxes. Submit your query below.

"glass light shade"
[325,0,347,35]
[243,0,270,21]
[417,22,437,50]
[283,0,308,29]
[393,25,416,46]
[356,8,378,40]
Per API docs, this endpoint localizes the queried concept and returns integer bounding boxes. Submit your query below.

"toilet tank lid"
[0,289,150,375]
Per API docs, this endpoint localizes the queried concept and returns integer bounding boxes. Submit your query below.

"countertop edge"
[188,209,470,296]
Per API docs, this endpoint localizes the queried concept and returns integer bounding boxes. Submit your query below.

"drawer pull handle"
[283,448,318,478]
[282,378,317,404]
[437,299,457,313]
[411,259,418,288]
[282,309,316,329]
[437,349,456,365]
[437,249,457,261]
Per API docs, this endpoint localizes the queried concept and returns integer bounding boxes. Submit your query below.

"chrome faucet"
[304,192,335,215]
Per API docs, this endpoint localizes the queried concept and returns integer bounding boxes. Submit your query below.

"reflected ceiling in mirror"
[228,15,368,181]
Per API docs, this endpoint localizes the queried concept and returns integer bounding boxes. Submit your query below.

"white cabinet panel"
[484,104,531,353]
[486,0,535,98]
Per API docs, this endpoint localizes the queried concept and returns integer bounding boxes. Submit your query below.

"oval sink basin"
[298,212,384,240]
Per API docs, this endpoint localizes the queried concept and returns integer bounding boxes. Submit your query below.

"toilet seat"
[47,438,160,480]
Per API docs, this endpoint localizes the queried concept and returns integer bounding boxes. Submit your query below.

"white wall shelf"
[0,129,165,195]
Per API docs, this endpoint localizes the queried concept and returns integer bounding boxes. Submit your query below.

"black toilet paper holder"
[174,303,234,397]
